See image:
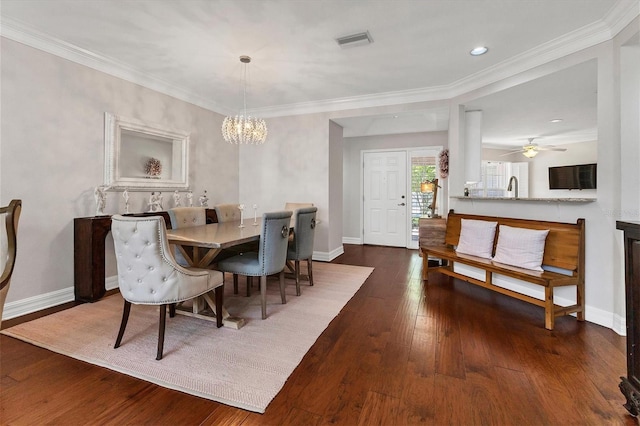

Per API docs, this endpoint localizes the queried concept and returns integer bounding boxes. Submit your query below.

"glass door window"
[409,150,439,248]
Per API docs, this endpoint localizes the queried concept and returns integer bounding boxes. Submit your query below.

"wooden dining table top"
[166,219,263,249]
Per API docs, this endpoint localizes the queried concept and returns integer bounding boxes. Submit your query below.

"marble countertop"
[452,196,596,202]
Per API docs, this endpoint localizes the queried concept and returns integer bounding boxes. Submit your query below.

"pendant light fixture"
[221,55,267,144]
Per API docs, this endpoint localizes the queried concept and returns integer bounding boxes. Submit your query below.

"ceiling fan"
[502,138,567,158]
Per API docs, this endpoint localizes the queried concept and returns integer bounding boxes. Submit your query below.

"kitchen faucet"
[507,176,519,198]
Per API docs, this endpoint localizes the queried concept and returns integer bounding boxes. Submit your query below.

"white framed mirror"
[104,112,190,190]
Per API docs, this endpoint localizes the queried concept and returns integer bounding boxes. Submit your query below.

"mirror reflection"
[104,113,190,190]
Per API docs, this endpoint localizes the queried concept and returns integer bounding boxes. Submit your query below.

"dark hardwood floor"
[1,244,635,425]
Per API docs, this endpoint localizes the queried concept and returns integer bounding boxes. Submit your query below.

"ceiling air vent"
[336,31,373,49]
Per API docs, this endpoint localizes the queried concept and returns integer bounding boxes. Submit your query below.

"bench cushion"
[492,225,550,271]
[455,219,497,259]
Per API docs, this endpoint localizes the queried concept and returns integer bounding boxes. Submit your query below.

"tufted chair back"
[111,215,224,359]
[111,215,215,304]
[286,207,317,295]
[284,202,314,229]
[167,207,206,265]
[214,204,241,223]
[288,207,317,260]
[284,202,314,211]
[168,207,206,228]
[258,211,294,276]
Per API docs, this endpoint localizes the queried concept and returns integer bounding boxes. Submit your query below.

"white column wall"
[447,24,638,333]
[614,19,640,328]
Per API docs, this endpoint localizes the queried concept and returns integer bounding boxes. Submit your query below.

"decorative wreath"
[439,149,449,179]
[145,157,162,177]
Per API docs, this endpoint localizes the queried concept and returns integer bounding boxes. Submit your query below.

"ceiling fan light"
[522,148,538,158]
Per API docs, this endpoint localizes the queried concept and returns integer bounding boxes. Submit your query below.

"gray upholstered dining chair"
[217,211,292,320]
[0,199,21,324]
[287,207,317,296]
[111,214,224,360]
[168,207,206,266]
[214,203,257,289]
[284,202,314,230]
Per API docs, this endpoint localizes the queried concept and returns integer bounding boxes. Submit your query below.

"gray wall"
[342,131,448,240]
[1,38,238,304]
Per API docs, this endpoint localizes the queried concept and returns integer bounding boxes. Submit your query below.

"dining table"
[166,218,264,329]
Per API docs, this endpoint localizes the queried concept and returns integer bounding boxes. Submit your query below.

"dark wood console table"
[617,220,640,416]
[74,209,218,303]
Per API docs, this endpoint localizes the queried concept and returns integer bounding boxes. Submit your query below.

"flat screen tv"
[549,163,597,190]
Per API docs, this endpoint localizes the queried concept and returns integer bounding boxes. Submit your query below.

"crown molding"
[253,1,640,117]
[445,18,614,99]
[604,0,640,36]
[254,18,612,117]
[2,1,638,119]
[0,17,234,115]
[249,84,452,118]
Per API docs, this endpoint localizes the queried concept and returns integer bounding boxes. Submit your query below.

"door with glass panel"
[408,150,439,249]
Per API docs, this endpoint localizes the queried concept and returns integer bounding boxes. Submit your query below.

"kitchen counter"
[452,196,596,202]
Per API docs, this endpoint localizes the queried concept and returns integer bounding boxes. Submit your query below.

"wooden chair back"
[444,210,585,273]
[1,200,22,321]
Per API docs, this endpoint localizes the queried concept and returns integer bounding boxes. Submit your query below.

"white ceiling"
[1,0,637,145]
[465,59,599,148]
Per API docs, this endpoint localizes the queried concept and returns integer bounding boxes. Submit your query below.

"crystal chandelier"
[221,56,267,144]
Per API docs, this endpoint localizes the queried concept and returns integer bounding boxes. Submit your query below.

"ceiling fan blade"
[499,149,525,156]
[538,146,567,152]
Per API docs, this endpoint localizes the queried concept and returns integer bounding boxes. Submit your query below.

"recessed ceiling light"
[550,118,563,123]
[470,46,488,56]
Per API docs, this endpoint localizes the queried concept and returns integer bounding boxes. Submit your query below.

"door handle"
[398,203,406,206]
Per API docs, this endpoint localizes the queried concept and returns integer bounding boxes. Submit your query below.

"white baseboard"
[613,313,626,336]
[3,286,75,321]
[2,277,121,322]
[312,246,344,262]
[342,237,362,245]
[106,275,119,291]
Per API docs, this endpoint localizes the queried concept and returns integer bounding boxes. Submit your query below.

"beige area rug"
[1,262,373,413]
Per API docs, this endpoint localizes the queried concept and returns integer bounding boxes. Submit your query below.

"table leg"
[172,246,245,329]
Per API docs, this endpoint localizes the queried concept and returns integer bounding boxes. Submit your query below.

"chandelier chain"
[221,55,268,144]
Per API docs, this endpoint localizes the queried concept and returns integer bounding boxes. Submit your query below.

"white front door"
[363,151,407,247]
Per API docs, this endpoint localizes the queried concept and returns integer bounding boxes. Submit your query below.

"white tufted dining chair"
[111,214,224,360]
[168,207,206,266]
[214,204,242,223]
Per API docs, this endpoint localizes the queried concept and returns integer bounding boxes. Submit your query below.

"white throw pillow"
[492,225,550,271]
[455,219,498,259]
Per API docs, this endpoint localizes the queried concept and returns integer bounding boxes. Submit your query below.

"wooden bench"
[421,210,585,330]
